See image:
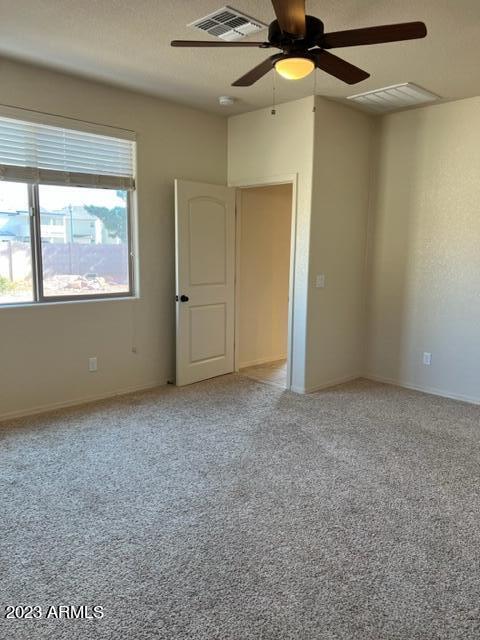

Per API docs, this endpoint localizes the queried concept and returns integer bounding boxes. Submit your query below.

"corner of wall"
[304,99,376,392]
[361,116,383,377]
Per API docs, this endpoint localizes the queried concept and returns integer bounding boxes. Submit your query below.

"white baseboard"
[364,373,480,406]
[295,370,480,406]
[291,373,362,395]
[239,355,287,369]
[5,371,477,424]
[0,379,167,423]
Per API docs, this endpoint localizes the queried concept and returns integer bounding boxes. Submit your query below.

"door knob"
[180,295,189,302]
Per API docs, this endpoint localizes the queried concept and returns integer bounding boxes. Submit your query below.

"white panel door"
[175,179,236,386]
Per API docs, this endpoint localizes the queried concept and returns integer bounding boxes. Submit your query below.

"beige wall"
[238,184,292,367]
[366,97,480,404]
[306,97,374,391]
[2,56,477,412]
[0,57,227,419]
[228,96,376,393]
[228,97,315,391]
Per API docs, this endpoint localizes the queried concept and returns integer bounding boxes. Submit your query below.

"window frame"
[0,182,135,306]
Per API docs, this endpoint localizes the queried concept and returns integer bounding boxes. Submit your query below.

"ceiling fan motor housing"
[268,15,324,52]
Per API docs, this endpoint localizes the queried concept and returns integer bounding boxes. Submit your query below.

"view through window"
[39,186,130,298]
[0,182,132,304]
[0,182,33,304]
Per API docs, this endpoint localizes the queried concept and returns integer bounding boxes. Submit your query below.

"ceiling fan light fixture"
[275,56,315,80]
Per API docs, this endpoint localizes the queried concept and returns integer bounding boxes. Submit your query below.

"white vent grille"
[348,83,440,113]
[189,6,267,41]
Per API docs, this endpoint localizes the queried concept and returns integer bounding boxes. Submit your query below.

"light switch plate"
[316,274,325,288]
[423,352,432,366]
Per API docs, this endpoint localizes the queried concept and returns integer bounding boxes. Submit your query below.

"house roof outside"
[0,206,99,240]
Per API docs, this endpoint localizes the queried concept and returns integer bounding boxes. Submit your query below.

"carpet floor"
[1,376,479,640]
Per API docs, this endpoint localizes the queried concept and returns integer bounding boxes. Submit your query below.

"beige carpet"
[1,376,480,639]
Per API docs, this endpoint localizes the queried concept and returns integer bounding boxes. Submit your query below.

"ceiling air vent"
[347,83,440,113]
[189,6,268,41]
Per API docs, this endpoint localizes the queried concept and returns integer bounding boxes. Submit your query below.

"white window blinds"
[0,115,135,190]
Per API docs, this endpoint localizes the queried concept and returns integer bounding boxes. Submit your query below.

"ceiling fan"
[171,0,427,87]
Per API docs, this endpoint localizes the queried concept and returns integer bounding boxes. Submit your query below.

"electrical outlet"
[423,352,432,366]
[88,357,98,372]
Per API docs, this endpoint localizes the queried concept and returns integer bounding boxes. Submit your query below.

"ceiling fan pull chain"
[312,69,317,112]
[271,70,277,115]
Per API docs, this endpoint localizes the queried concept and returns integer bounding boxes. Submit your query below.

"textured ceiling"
[0,0,479,115]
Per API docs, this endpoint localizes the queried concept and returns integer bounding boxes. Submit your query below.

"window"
[0,182,33,304]
[0,111,136,305]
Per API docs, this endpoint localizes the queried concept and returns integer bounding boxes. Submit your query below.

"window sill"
[0,295,139,310]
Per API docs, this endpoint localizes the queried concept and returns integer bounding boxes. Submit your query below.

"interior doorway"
[235,183,293,389]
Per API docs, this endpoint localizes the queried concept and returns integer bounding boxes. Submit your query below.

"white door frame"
[230,173,298,391]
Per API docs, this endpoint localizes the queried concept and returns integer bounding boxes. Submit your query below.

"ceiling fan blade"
[232,55,280,87]
[271,0,306,36]
[321,22,427,49]
[171,40,270,47]
[312,50,370,84]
